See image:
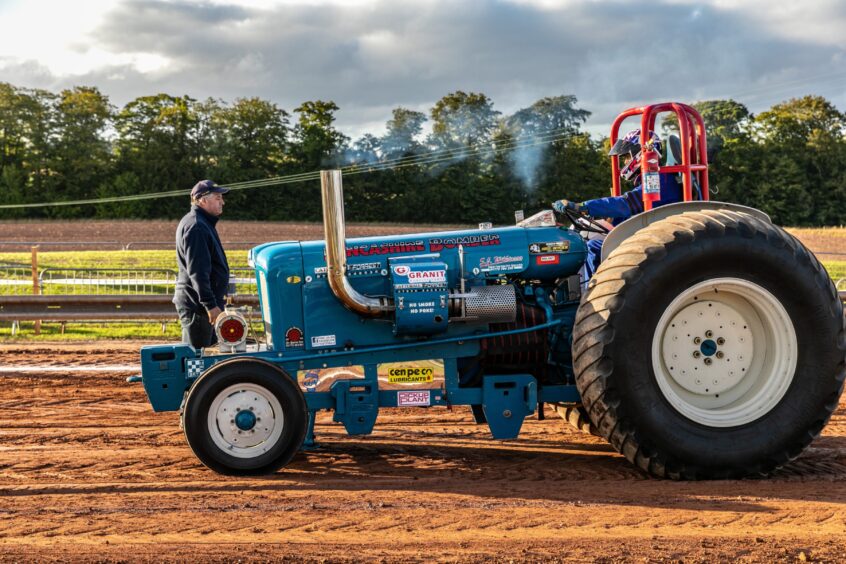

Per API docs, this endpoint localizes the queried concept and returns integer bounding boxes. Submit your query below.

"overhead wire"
[202,125,575,191]
[0,126,577,210]
[3,59,846,211]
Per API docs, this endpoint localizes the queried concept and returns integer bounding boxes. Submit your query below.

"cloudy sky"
[1,0,845,138]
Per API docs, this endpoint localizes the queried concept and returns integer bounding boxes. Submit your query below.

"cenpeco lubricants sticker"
[382,366,435,384]
[378,360,444,388]
[296,360,445,392]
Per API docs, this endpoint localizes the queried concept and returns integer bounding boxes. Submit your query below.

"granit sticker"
[407,269,446,283]
[397,390,431,406]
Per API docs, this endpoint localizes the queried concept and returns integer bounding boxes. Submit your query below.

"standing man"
[173,179,231,349]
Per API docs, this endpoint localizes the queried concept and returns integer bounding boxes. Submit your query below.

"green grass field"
[0,249,843,341]
[0,249,252,270]
[0,250,255,340]
[828,261,846,281]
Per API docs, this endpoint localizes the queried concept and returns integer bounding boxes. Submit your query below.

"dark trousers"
[585,238,604,280]
[177,307,217,349]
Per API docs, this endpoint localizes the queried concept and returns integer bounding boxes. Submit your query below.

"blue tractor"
[136,104,845,479]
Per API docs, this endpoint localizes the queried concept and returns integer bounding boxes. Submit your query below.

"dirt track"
[1,343,845,562]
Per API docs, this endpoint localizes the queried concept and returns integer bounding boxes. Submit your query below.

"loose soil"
[1,343,844,562]
[1,220,844,560]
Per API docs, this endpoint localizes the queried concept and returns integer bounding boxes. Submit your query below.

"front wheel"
[573,209,846,479]
[182,358,307,475]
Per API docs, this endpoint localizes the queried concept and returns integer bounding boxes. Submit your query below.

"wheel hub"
[652,278,797,428]
[660,300,754,396]
[210,385,282,453]
[235,409,257,431]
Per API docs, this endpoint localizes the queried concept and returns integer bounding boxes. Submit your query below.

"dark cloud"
[3,0,846,138]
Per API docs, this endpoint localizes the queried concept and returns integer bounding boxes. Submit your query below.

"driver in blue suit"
[553,129,682,280]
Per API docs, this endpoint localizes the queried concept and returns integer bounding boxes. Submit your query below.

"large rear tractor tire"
[182,358,307,476]
[573,209,846,479]
[554,404,599,436]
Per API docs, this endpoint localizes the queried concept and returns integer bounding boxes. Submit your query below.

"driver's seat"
[665,133,702,200]
[666,134,682,166]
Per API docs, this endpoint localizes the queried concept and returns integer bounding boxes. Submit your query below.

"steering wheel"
[560,207,611,235]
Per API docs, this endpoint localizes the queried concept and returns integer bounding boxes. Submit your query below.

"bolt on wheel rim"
[207,383,284,458]
[651,278,797,427]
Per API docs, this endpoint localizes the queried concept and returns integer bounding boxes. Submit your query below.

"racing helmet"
[608,129,662,183]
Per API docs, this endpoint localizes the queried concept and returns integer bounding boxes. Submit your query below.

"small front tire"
[182,358,307,475]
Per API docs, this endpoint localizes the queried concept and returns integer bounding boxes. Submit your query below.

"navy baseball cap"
[191,179,230,199]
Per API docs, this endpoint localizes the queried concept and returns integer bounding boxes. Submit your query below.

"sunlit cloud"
[0,0,844,140]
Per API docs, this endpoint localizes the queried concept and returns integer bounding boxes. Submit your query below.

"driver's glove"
[552,199,587,215]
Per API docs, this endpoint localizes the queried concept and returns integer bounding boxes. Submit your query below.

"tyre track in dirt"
[1,344,845,562]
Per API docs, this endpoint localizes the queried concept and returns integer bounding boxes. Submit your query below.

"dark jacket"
[584,174,682,225]
[173,205,230,312]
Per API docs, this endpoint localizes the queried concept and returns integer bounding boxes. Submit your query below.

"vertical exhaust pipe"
[321,170,392,317]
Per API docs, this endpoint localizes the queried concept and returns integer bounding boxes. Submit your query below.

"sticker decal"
[536,254,560,265]
[186,358,205,379]
[285,327,305,348]
[407,270,446,283]
[346,240,425,257]
[378,360,445,390]
[397,390,431,406]
[479,255,524,273]
[429,234,501,252]
[311,334,337,347]
[386,366,435,384]
[297,366,365,392]
[297,361,445,393]
[644,171,661,194]
[529,241,570,254]
[315,262,382,276]
[301,369,320,392]
[391,264,449,289]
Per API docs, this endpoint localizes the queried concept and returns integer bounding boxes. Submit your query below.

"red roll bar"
[610,102,710,211]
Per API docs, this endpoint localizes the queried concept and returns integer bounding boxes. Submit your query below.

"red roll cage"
[610,102,710,211]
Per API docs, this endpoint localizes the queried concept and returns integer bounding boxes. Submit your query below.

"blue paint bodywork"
[139,223,588,441]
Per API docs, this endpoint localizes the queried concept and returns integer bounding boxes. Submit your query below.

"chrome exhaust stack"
[320,170,392,317]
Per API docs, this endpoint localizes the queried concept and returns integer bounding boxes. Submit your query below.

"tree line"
[0,81,844,226]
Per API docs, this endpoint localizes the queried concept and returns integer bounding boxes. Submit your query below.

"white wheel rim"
[651,278,797,427]
[207,383,285,459]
